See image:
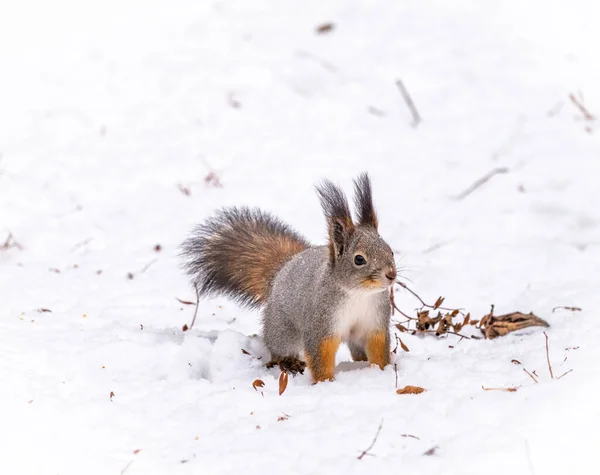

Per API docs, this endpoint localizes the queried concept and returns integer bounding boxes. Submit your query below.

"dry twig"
[454,167,509,201]
[395,80,421,127]
[357,419,384,460]
[569,93,595,121]
[183,283,201,332]
[544,332,554,379]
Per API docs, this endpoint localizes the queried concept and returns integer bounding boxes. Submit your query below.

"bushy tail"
[181,207,310,308]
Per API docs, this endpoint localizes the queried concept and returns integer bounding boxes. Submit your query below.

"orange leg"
[305,337,341,383]
[365,330,390,369]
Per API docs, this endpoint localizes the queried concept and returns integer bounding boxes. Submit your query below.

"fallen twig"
[482,386,519,392]
[183,283,201,332]
[454,167,509,201]
[395,80,421,127]
[357,419,384,460]
[557,369,573,380]
[1,232,23,251]
[569,93,595,121]
[396,281,461,313]
[544,332,554,379]
[523,368,538,384]
[552,306,582,313]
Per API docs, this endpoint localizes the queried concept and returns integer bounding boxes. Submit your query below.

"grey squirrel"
[181,173,397,383]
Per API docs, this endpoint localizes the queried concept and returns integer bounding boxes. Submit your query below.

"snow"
[1,0,600,473]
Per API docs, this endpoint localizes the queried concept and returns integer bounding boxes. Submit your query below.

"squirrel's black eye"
[354,254,366,266]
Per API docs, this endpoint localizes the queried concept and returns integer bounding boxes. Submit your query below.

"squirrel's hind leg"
[348,341,368,362]
[262,309,305,374]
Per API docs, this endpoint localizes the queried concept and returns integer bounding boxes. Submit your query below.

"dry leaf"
[277,413,290,422]
[423,446,438,456]
[176,298,196,305]
[279,371,289,396]
[395,323,408,332]
[399,337,409,352]
[433,296,445,310]
[37,308,52,313]
[396,385,425,395]
[109,391,115,400]
[133,449,141,454]
[241,349,250,355]
[182,324,189,332]
[315,22,335,34]
[252,379,265,391]
[480,311,549,339]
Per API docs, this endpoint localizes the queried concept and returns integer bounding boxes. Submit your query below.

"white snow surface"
[1,1,600,474]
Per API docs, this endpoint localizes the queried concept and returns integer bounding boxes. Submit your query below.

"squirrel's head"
[316,173,396,293]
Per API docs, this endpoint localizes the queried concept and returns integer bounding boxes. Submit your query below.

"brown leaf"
[182,324,189,332]
[154,244,162,252]
[278,371,289,396]
[511,359,522,365]
[423,446,438,456]
[481,311,549,339]
[469,319,480,326]
[277,413,290,422]
[315,22,335,34]
[433,296,445,310]
[252,379,265,391]
[37,308,52,313]
[396,385,425,395]
[176,297,196,306]
[241,349,250,355]
[463,313,471,326]
[133,449,141,455]
[399,337,410,352]
[109,391,115,400]
[395,323,408,332]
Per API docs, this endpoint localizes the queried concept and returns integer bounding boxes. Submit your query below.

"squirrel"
[181,173,397,383]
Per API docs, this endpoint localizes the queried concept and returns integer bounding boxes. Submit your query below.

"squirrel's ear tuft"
[353,172,378,230]
[315,179,355,263]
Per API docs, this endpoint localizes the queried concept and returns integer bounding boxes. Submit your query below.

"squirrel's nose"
[385,269,397,282]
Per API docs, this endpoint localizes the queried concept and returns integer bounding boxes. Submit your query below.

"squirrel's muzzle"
[385,269,397,283]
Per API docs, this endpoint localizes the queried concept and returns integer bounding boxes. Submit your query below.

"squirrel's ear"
[315,179,355,262]
[353,172,378,230]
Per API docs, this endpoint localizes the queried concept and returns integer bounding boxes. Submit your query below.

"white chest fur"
[333,289,384,342]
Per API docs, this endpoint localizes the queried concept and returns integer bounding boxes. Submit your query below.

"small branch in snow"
[183,283,201,332]
[120,460,134,475]
[556,369,573,380]
[395,80,421,127]
[552,306,582,313]
[357,419,384,460]
[1,231,23,251]
[569,93,595,121]
[544,331,554,379]
[454,167,509,201]
[396,281,463,314]
[523,368,538,384]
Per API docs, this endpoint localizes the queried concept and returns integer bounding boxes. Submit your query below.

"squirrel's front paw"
[266,357,306,376]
